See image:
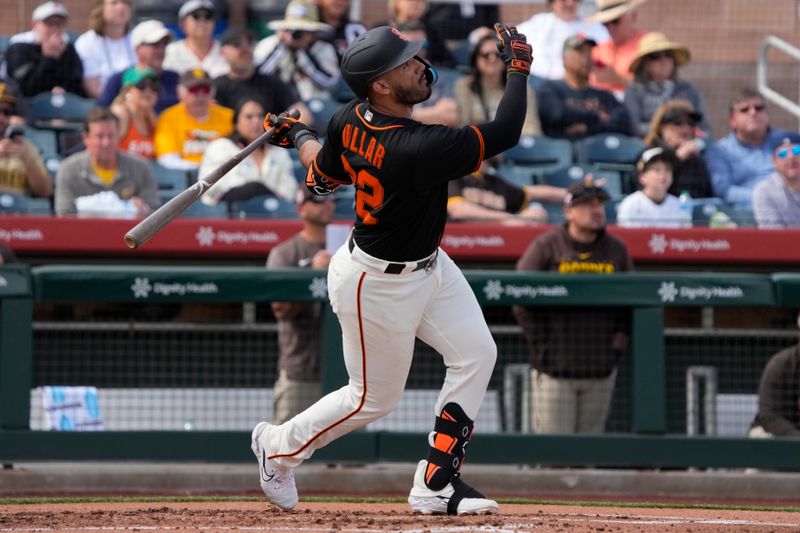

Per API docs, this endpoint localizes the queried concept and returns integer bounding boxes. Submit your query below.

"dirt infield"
[1,501,798,532]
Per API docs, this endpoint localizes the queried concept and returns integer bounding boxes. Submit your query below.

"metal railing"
[757,35,800,125]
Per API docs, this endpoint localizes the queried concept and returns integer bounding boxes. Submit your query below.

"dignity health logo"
[648,233,731,255]
[483,280,569,301]
[657,281,744,303]
[131,277,219,298]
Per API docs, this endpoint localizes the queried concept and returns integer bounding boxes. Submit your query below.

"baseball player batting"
[251,23,532,515]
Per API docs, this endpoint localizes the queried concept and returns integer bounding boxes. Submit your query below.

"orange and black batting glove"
[493,23,532,78]
[264,111,318,150]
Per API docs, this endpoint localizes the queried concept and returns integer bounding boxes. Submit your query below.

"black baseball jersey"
[313,100,486,261]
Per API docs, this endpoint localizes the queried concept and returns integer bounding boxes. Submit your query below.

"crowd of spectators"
[0,0,798,229]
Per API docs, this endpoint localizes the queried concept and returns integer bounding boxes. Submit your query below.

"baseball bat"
[123,108,301,249]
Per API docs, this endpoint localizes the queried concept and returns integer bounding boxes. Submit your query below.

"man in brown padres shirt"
[266,187,335,423]
[513,178,633,434]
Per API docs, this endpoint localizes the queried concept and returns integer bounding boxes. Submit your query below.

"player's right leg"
[251,243,434,509]
[410,251,499,515]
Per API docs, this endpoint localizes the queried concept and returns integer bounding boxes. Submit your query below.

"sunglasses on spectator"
[135,79,161,92]
[477,51,501,60]
[187,84,212,95]
[290,30,310,40]
[736,103,766,114]
[646,51,672,61]
[189,10,214,20]
[776,145,800,158]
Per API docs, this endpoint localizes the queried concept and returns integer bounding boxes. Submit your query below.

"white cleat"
[251,422,298,510]
[407,460,499,515]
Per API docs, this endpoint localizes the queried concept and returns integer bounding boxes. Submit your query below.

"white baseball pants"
[265,240,497,468]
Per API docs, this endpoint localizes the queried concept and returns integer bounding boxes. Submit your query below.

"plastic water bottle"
[678,190,693,225]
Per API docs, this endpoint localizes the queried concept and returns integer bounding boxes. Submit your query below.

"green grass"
[1,496,798,512]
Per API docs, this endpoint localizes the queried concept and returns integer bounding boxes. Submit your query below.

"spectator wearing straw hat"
[587,0,649,100]
[623,32,709,138]
[163,0,230,78]
[253,0,340,102]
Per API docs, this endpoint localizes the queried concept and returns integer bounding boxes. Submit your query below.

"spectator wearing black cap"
[253,0,340,101]
[0,83,51,198]
[317,0,366,60]
[5,1,87,97]
[163,0,229,78]
[266,185,334,423]
[617,146,691,228]
[97,20,180,114]
[512,178,633,434]
[753,138,800,229]
[537,34,632,140]
[154,68,233,170]
[214,27,312,125]
[644,99,712,199]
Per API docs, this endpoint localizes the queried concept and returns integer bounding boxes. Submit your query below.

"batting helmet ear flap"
[416,55,438,89]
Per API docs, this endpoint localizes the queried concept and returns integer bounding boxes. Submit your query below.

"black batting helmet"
[340,26,437,100]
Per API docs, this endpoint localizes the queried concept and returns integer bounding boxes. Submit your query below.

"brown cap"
[565,178,610,206]
[179,68,212,87]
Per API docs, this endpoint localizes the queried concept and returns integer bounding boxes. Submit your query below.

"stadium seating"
[331,77,355,103]
[306,97,340,133]
[22,126,62,175]
[149,162,189,204]
[541,163,623,199]
[574,133,645,194]
[230,194,299,219]
[501,135,573,186]
[27,92,95,130]
[181,200,228,218]
[0,192,51,214]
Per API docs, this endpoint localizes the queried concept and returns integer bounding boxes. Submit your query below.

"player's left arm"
[474,24,532,159]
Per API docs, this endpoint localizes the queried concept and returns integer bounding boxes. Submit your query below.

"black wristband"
[294,129,319,151]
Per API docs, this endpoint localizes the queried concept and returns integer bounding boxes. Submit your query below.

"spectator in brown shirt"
[512,178,633,434]
[749,312,800,438]
[266,187,335,423]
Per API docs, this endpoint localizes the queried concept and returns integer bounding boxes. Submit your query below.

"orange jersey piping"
[469,125,484,174]
[356,105,406,131]
[268,271,369,460]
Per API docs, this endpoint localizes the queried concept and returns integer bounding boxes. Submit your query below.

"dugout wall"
[0,265,799,469]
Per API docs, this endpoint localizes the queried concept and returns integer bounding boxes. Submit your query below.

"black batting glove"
[494,23,532,78]
[264,112,318,149]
